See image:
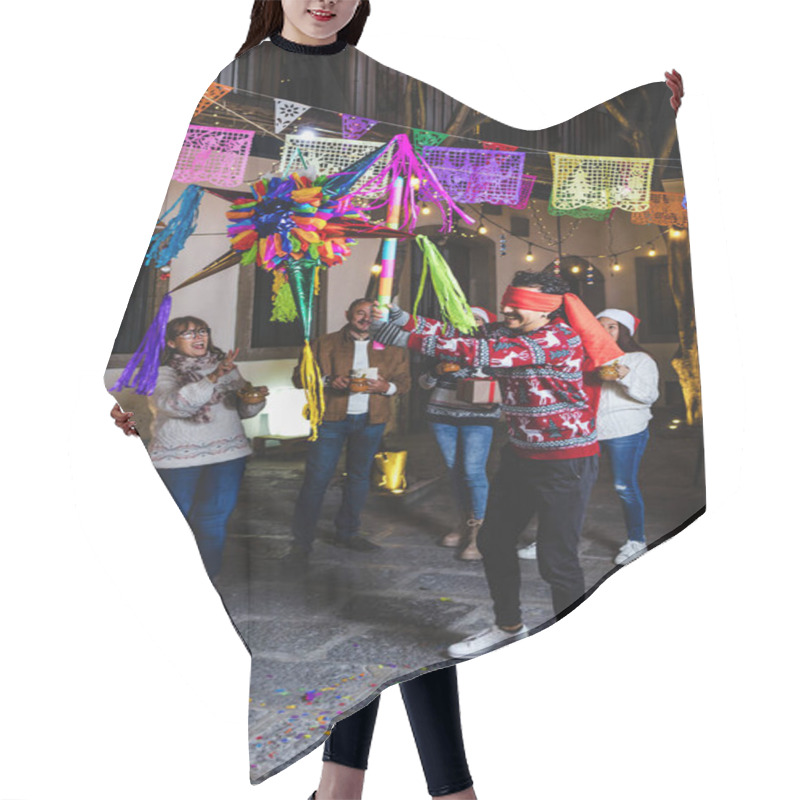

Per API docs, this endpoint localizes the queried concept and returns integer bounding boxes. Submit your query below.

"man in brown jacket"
[288,298,410,564]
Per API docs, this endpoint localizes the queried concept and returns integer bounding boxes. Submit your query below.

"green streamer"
[271,274,298,323]
[413,236,478,334]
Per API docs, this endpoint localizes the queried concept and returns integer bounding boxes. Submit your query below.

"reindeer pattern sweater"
[401,314,598,460]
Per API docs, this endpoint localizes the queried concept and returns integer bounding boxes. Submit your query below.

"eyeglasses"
[176,328,210,340]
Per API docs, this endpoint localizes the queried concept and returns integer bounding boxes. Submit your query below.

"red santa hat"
[596,308,640,336]
[470,306,497,324]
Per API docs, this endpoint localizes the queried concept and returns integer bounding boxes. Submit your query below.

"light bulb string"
[463,203,676,261]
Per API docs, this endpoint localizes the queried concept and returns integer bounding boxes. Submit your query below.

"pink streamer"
[350,134,474,233]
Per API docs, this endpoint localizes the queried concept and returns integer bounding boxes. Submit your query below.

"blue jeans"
[292,414,386,552]
[156,456,247,579]
[602,428,649,543]
[429,422,494,519]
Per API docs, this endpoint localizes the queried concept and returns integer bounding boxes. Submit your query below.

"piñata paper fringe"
[412,236,477,334]
[299,340,325,441]
[111,293,173,395]
[271,273,298,322]
[145,185,204,270]
[352,134,474,234]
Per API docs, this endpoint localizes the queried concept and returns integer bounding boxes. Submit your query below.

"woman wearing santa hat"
[418,306,502,560]
[595,309,660,566]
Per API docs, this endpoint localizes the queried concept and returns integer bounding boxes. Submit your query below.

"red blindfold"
[501,286,563,313]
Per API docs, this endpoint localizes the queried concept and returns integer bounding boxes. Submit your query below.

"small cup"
[349,369,368,393]
[440,362,461,374]
[238,385,265,404]
[597,361,621,380]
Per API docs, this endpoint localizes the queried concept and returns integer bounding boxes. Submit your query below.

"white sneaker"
[517,542,537,560]
[447,624,530,659]
[614,539,647,566]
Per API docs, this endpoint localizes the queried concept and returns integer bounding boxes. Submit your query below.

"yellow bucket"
[373,450,408,493]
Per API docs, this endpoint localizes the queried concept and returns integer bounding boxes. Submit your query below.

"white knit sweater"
[596,351,659,441]
[148,364,265,469]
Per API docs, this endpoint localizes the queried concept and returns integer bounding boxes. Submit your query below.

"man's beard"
[348,323,370,338]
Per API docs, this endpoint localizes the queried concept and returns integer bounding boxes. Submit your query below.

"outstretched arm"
[371,323,568,369]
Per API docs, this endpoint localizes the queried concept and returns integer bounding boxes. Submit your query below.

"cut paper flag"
[280,134,393,198]
[275,98,311,134]
[547,195,612,222]
[631,191,688,228]
[549,152,654,212]
[412,128,448,153]
[482,141,519,151]
[342,114,379,140]
[172,125,255,187]
[193,82,233,118]
[507,174,537,210]
[421,146,526,205]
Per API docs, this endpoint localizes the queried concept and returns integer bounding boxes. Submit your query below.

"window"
[235,264,327,360]
[635,257,678,343]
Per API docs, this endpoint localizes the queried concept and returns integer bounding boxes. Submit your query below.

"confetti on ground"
[439,597,452,602]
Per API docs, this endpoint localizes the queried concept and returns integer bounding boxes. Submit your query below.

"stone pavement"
[212,410,705,782]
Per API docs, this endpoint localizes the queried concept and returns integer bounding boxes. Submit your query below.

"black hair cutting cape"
[106,35,704,784]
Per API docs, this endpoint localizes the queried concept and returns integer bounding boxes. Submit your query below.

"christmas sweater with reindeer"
[401,314,598,460]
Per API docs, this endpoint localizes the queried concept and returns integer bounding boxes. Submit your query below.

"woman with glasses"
[148,315,269,580]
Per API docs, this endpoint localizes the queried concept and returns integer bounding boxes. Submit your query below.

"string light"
[611,256,622,273]
[525,243,534,262]
[421,203,431,216]
[370,264,382,275]
[478,217,488,235]
[669,227,682,239]
[648,244,657,256]
[410,176,421,190]
[464,203,662,262]
[570,265,581,274]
